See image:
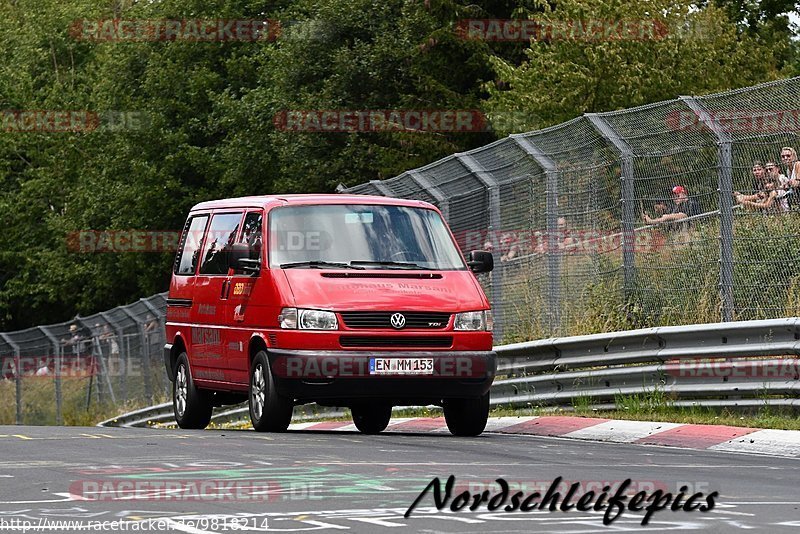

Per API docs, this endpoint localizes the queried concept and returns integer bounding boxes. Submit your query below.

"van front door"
[191,211,243,384]
[224,210,264,384]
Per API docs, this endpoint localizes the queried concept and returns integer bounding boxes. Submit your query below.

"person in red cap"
[641,185,701,225]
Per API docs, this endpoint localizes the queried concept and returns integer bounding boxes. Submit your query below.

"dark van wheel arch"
[249,351,293,432]
[172,353,212,429]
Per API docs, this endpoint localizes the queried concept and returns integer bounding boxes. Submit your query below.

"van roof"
[190,194,435,212]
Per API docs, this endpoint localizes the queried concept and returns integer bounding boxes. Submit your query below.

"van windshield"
[269,204,466,270]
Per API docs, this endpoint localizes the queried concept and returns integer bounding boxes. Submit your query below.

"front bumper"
[267,348,496,405]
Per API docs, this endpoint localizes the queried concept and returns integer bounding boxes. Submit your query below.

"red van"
[164,195,496,436]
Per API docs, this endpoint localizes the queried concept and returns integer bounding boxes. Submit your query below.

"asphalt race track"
[0,425,798,533]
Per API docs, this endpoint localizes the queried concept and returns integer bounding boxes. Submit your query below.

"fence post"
[1,334,22,425]
[141,298,165,395]
[90,334,117,405]
[680,96,735,322]
[369,180,394,196]
[121,308,152,403]
[407,169,450,220]
[456,153,504,342]
[586,114,636,298]
[511,134,561,334]
[38,327,63,425]
[100,312,128,401]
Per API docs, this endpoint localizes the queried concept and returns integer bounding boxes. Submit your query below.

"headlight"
[299,309,338,330]
[454,310,492,331]
[279,308,338,330]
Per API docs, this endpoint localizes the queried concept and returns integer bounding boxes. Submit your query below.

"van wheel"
[249,351,293,432]
[173,353,212,429]
[443,392,489,437]
[351,404,392,434]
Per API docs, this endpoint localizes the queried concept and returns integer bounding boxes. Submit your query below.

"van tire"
[443,392,489,437]
[173,353,212,429]
[351,404,392,434]
[249,351,293,432]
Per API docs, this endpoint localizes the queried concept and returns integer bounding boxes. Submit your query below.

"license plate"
[369,358,434,375]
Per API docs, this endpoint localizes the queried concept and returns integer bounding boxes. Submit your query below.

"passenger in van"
[242,213,263,260]
[202,225,239,273]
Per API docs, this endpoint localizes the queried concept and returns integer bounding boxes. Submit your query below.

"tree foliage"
[485,0,796,133]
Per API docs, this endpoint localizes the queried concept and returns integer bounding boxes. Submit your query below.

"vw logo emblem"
[390,313,406,329]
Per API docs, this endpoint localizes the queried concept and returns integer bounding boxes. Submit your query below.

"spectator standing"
[499,233,520,262]
[99,324,119,358]
[750,161,767,193]
[61,324,84,357]
[781,147,800,208]
[765,161,790,212]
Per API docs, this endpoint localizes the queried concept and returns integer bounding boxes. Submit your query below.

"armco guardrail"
[102,317,800,427]
[99,403,346,428]
[492,318,800,409]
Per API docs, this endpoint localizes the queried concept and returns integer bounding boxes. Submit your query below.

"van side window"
[238,211,263,270]
[199,212,243,275]
[174,215,209,275]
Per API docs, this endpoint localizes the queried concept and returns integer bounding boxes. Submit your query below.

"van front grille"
[340,312,451,329]
[339,336,453,348]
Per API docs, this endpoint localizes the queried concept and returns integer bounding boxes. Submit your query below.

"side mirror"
[467,250,494,273]
[228,243,261,274]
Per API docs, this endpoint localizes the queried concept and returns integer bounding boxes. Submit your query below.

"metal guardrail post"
[407,169,450,220]
[457,153,504,342]
[511,134,561,334]
[38,326,63,425]
[586,114,636,299]
[1,333,22,425]
[680,96,735,322]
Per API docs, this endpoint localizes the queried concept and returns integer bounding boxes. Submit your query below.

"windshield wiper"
[280,260,365,270]
[349,260,424,269]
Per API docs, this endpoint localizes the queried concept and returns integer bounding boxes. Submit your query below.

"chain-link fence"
[343,77,800,344]
[0,293,168,425]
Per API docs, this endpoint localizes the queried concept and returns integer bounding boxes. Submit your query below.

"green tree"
[260,0,508,192]
[485,0,790,133]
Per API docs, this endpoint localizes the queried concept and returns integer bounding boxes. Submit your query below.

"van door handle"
[221,280,230,300]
